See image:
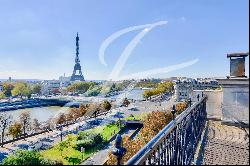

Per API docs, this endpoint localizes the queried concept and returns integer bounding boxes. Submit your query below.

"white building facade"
[174,80,193,101]
[41,80,61,95]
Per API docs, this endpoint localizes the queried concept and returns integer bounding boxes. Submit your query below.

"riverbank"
[0,99,70,112]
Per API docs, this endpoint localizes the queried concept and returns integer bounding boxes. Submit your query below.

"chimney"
[227,52,249,78]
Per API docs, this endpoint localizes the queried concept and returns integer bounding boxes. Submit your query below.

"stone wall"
[193,90,223,120]
[218,78,249,126]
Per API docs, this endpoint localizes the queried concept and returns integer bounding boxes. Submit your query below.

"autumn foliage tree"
[107,101,188,165]
[8,122,22,139]
[56,113,67,125]
[176,101,189,114]
[122,98,130,107]
[102,100,112,111]
[2,82,14,97]
[107,111,173,165]
[143,81,174,100]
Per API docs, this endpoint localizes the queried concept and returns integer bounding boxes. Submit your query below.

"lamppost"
[188,98,192,107]
[56,124,63,142]
[197,94,200,101]
[171,105,176,120]
[118,108,122,130]
[81,147,85,160]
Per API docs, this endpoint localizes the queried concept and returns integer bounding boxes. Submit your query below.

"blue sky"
[0,0,249,80]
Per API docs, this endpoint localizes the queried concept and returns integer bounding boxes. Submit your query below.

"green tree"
[143,81,174,100]
[11,82,31,98]
[143,90,154,100]
[0,92,5,99]
[135,81,158,88]
[86,86,102,96]
[67,82,96,94]
[58,141,68,156]
[2,82,14,97]
[8,122,22,139]
[1,150,62,165]
[157,81,174,93]
[65,157,81,165]
[31,84,42,95]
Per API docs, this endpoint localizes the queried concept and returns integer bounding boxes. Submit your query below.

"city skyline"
[0,0,249,80]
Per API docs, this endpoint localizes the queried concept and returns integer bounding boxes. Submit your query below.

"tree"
[8,122,22,139]
[1,150,62,165]
[58,141,67,156]
[93,106,101,121]
[67,82,96,94]
[11,82,31,98]
[86,86,102,96]
[143,90,154,100]
[79,104,87,117]
[122,98,130,107]
[157,81,174,94]
[0,113,12,146]
[0,92,5,99]
[107,111,173,165]
[102,100,112,111]
[85,103,101,123]
[65,157,81,165]
[143,81,174,100]
[32,118,40,132]
[176,101,188,114]
[31,84,42,95]
[67,108,80,122]
[56,113,66,125]
[2,82,14,97]
[19,112,31,136]
[43,118,54,130]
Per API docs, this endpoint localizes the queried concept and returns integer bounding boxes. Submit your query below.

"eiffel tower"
[71,33,85,81]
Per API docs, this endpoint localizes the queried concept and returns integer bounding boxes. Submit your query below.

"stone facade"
[217,78,249,125]
[193,90,223,120]
[41,80,61,95]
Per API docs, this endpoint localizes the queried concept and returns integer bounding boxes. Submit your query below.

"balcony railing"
[123,96,207,165]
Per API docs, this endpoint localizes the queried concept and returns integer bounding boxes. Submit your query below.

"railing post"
[112,134,126,165]
[171,105,176,120]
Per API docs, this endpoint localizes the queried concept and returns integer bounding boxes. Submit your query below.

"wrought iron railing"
[120,95,207,165]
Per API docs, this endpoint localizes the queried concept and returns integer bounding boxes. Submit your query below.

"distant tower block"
[71,33,85,81]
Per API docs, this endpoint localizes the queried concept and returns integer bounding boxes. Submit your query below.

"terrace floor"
[198,120,249,165]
